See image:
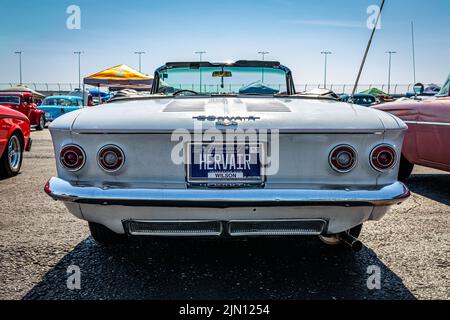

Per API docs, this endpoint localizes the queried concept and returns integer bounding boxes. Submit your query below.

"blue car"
[38,96,84,121]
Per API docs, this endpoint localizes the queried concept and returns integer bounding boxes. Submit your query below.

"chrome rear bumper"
[45,177,410,208]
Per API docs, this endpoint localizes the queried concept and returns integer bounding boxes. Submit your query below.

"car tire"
[319,224,363,247]
[36,114,45,131]
[88,222,126,245]
[0,132,24,178]
[398,154,414,182]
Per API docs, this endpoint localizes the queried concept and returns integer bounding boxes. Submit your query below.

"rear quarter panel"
[50,130,404,189]
[414,98,450,170]
[375,98,450,171]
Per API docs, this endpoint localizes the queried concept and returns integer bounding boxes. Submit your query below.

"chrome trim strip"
[45,177,410,208]
[404,121,450,127]
[71,129,393,134]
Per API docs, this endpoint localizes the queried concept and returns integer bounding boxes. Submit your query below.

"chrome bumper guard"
[45,177,410,208]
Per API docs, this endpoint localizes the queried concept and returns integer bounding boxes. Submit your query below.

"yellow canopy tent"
[83,64,153,88]
[0,85,46,100]
[83,64,153,104]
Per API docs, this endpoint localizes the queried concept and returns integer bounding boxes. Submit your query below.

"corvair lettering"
[193,116,261,122]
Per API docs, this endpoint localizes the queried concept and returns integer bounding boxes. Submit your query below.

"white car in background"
[45,61,410,251]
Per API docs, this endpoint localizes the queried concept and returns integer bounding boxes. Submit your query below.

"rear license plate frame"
[186,142,265,186]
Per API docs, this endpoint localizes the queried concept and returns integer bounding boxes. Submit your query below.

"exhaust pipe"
[338,232,363,252]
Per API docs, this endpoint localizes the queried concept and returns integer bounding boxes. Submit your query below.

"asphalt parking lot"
[0,129,449,300]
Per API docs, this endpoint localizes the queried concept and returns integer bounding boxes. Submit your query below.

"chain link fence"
[0,82,416,96]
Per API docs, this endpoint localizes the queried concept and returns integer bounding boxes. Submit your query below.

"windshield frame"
[151,60,296,96]
[436,75,450,97]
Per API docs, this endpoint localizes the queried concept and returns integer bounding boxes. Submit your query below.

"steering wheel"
[173,90,199,96]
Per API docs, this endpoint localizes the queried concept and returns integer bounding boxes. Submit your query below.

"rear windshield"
[0,96,20,104]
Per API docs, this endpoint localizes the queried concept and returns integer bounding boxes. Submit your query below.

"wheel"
[398,154,414,182]
[0,132,23,178]
[36,114,45,131]
[319,224,363,246]
[88,222,126,245]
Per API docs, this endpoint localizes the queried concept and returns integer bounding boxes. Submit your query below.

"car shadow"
[406,173,450,206]
[0,172,23,181]
[23,237,415,300]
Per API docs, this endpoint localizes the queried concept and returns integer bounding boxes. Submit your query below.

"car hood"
[0,103,17,109]
[0,105,29,122]
[51,97,405,133]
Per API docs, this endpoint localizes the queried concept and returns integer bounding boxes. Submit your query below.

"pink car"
[374,74,450,180]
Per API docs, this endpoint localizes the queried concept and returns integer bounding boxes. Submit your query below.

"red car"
[0,105,32,177]
[0,92,46,130]
[374,74,450,180]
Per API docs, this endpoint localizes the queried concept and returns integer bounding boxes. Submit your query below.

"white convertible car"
[45,61,410,251]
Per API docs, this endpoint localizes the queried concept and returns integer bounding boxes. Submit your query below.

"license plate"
[187,143,264,185]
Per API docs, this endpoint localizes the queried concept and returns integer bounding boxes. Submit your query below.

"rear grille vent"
[246,102,291,112]
[124,219,326,237]
[125,220,223,236]
[228,220,326,236]
[163,101,205,112]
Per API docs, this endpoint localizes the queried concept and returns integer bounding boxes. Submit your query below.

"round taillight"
[60,145,85,171]
[98,145,125,172]
[329,145,357,173]
[370,144,397,172]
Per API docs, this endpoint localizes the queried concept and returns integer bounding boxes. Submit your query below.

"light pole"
[321,51,332,89]
[386,51,396,94]
[74,51,84,90]
[411,22,416,85]
[195,51,206,62]
[258,51,269,61]
[258,51,269,82]
[195,51,206,92]
[14,51,24,85]
[134,51,146,72]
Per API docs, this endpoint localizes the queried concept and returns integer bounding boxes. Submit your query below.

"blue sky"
[0,0,449,85]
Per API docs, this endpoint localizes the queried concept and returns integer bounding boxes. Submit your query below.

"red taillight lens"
[98,145,125,172]
[329,145,357,173]
[60,145,85,171]
[370,145,397,172]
